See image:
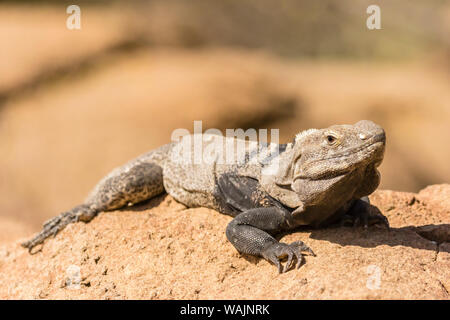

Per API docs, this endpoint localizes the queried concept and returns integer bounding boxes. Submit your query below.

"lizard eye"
[326,135,337,144]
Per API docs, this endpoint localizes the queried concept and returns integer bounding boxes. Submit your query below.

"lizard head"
[275,120,386,185]
[293,120,385,180]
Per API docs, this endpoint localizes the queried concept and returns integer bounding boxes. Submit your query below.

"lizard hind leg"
[22,161,165,252]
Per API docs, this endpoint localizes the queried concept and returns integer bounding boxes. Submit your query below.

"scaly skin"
[22,120,389,273]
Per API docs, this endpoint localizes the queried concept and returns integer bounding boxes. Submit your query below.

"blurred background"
[0,0,449,236]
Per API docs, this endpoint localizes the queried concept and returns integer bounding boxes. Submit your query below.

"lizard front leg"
[340,196,390,229]
[226,207,314,273]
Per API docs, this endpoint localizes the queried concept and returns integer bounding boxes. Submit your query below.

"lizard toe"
[263,241,313,273]
[22,209,81,253]
[339,208,389,231]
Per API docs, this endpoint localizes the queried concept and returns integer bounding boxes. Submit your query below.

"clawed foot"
[21,205,95,253]
[340,205,389,230]
[21,211,78,253]
[262,241,315,273]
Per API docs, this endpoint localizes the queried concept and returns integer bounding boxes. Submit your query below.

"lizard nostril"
[359,133,367,140]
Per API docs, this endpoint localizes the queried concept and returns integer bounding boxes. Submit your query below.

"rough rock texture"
[0,185,448,300]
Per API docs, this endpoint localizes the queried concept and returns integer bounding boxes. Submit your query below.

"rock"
[0,185,448,299]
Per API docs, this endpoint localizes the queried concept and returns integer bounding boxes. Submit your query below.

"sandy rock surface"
[0,185,448,300]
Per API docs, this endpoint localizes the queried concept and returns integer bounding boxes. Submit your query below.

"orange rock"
[0,185,448,299]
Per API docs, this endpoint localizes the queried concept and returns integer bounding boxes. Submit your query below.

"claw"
[303,247,316,257]
[283,251,294,273]
[263,241,315,274]
[291,241,315,257]
[295,254,304,269]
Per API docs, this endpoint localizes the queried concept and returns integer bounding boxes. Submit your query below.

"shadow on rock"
[308,223,449,253]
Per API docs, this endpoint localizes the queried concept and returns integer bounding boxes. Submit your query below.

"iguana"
[22,120,389,273]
